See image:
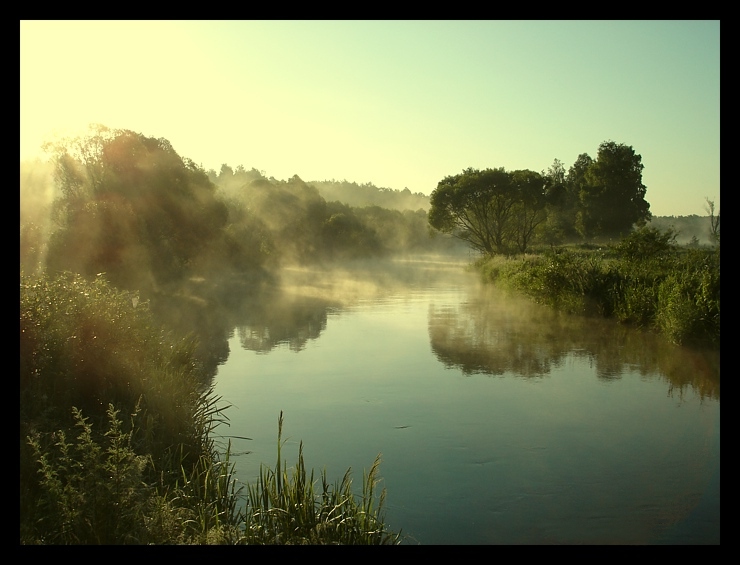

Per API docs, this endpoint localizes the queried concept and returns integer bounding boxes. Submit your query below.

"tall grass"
[21,271,402,544]
[241,411,401,545]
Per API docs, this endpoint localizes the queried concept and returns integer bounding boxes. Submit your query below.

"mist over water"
[19,123,719,544]
[212,256,719,545]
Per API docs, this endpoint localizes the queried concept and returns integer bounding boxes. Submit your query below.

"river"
[211,255,720,544]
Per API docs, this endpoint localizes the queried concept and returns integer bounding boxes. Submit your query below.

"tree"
[541,158,579,244]
[429,167,522,255]
[510,169,548,253]
[576,141,651,239]
[321,202,383,260]
[44,125,228,290]
[705,197,720,245]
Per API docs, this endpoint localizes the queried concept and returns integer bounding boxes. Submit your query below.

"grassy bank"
[476,234,719,347]
[20,271,401,544]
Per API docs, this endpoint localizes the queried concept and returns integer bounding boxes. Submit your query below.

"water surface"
[213,257,720,544]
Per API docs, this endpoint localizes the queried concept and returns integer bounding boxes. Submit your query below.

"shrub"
[656,248,720,346]
[477,245,719,346]
[24,404,152,544]
[20,271,227,543]
[20,272,402,544]
[614,226,677,262]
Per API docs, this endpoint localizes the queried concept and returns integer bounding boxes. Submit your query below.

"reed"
[241,411,402,545]
[21,272,402,544]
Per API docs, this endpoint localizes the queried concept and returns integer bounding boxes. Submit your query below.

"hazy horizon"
[20,20,719,217]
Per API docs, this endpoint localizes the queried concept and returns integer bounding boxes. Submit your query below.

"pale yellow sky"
[21,20,720,217]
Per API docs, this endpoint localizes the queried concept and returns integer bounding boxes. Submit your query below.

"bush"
[20,272,205,458]
[20,272,402,544]
[655,249,720,346]
[25,404,153,544]
[477,245,719,346]
[614,226,677,262]
[20,271,231,543]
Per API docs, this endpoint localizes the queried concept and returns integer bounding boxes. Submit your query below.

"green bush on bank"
[477,237,719,347]
[20,270,229,543]
[20,272,401,544]
[655,249,720,346]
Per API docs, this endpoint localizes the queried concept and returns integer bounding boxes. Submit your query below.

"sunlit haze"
[20,20,719,217]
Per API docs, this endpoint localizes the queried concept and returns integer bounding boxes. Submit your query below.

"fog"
[19,125,720,545]
[20,159,57,274]
[19,136,716,384]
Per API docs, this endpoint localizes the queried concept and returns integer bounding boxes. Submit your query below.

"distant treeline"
[208,164,717,245]
[646,215,717,246]
[208,165,430,212]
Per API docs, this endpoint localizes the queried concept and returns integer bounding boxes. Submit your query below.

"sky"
[20,20,719,217]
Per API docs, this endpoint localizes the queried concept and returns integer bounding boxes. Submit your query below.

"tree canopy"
[428,167,547,255]
[43,125,229,290]
[429,141,653,255]
[575,141,650,238]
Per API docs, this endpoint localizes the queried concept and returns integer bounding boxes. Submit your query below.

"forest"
[20,129,464,295]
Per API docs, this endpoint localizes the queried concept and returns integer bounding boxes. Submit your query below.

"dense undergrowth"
[476,229,719,348]
[20,271,402,544]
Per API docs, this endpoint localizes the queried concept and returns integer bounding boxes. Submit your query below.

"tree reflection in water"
[428,283,719,401]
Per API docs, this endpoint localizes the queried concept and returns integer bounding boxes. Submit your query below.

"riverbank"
[475,239,719,348]
[20,271,402,544]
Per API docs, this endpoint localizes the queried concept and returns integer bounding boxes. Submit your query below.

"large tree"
[44,125,228,290]
[510,169,548,253]
[429,167,524,255]
[541,158,579,243]
[575,141,651,238]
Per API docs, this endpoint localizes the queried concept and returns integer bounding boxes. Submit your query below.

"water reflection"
[428,282,719,400]
[232,256,474,353]
[235,294,332,353]
[211,257,719,544]
[149,257,719,405]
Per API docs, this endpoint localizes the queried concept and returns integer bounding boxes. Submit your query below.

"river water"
[211,256,720,544]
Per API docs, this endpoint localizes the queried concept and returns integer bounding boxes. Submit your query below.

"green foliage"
[655,248,720,346]
[477,245,719,347]
[25,404,152,544]
[497,250,614,316]
[321,203,384,260]
[20,271,217,543]
[574,141,651,238]
[43,126,230,289]
[429,167,547,255]
[22,399,244,545]
[20,272,402,544]
[211,171,446,264]
[430,141,651,254]
[20,271,200,426]
[309,179,430,212]
[242,412,402,545]
[614,226,677,261]
[22,401,401,544]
